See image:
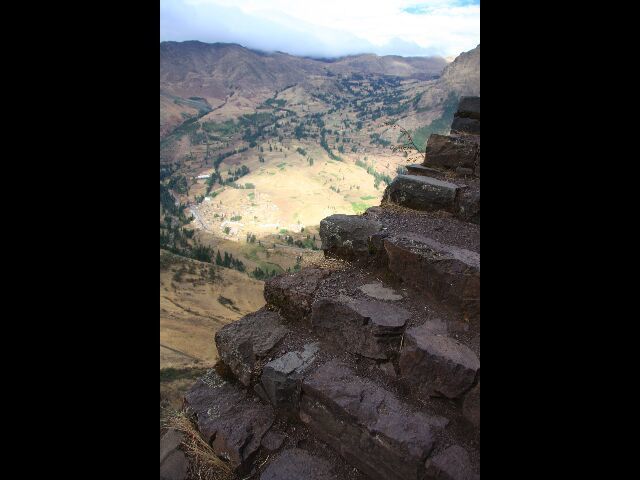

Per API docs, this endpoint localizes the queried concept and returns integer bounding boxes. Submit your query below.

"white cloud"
[161,0,479,58]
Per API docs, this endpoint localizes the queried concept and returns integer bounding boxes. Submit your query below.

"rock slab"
[311,296,409,359]
[215,309,289,386]
[425,445,478,480]
[260,343,319,414]
[320,214,382,258]
[260,448,337,480]
[160,429,188,480]
[383,174,459,212]
[264,269,327,323]
[399,324,479,399]
[463,382,480,428]
[384,234,480,319]
[424,134,478,170]
[300,360,446,480]
[184,371,275,470]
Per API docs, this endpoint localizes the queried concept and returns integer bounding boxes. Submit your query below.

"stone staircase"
[167,97,480,480]
[393,96,480,225]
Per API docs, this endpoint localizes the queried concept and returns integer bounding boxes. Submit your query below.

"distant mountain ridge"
[160,41,448,97]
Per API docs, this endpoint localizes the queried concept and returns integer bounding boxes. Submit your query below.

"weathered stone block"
[399,324,479,399]
[451,117,480,135]
[319,214,382,259]
[160,429,188,480]
[424,134,478,170]
[458,189,480,225]
[300,360,447,480]
[260,343,319,414]
[455,96,480,120]
[260,448,336,480]
[463,382,480,428]
[383,234,480,319]
[264,269,328,323]
[184,372,275,471]
[425,445,478,480]
[406,164,444,177]
[215,309,289,386]
[383,174,459,212]
[311,295,409,360]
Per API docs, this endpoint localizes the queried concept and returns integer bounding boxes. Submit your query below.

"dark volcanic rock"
[261,431,286,452]
[451,117,480,135]
[383,174,459,212]
[399,324,479,399]
[300,360,447,480]
[184,371,275,471]
[383,234,480,319]
[260,343,319,414]
[424,134,478,170]
[425,445,478,480]
[320,214,382,259]
[160,429,188,480]
[454,96,480,120]
[457,189,480,225]
[311,295,409,360]
[264,269,328,323]
[462,382,480,428]
[215,309,289,386]
[406,164,445,177]
[260,448,336,480]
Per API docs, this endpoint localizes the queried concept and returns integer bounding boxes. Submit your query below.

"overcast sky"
[160,0,480,59]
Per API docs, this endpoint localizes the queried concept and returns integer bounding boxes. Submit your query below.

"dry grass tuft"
[163,410,236,480]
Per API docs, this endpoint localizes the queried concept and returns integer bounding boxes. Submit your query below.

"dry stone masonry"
[171,96,481,480]
[393,96,480,224]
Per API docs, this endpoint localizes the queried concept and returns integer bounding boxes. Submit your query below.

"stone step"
[383,174,460,213]
[299,359,461,480]
[406,164,446,178]
[260,448,338,480]
[214,308,289,387]
[254,342,320,416]
[311,295,410,360]
[383,233,480,320]
[424,134,478,171]
[264,268,329,324]
[184,370,276,472]
[398,322,480,399]
[454,96,480,119]
[319,214,383,259]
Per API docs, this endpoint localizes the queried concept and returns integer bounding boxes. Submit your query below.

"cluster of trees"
[215,250,246,272]
[167,174,189,194]
[370,132,391,148]
[320,129,342,161]
[252,267,279,280]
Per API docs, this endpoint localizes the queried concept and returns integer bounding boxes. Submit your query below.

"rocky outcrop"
[300,360,447,480]
[311,296,410,360]
[214,309,289,386]
[399,324,480,399]
[320,214,382,258]
[184,372,275,471]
